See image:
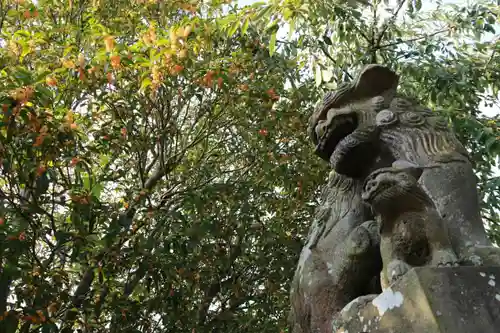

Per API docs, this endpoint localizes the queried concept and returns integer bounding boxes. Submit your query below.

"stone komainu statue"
[289,64,500,333]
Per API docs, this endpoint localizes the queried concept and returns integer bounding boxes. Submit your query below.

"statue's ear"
[391,160,423,180]
[353,64,399,100]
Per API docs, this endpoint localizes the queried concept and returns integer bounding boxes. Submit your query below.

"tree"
[0,0,499,333]
[0,1,325,332]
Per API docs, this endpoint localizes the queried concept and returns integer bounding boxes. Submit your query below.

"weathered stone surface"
[291,64,500,333]
[362,163,458,289]
[289,65,402,333]
[307,64,500,268]
[288,172,382,333]
[332,267,500,333]
[375,96,500,267]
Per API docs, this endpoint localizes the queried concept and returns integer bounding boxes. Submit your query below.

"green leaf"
[250,1,266,7]
[315,65,322,86]
[288,18,296,41]
[269,31,277,56]
[14,30,31,38]
[283,8,294,20]
[140,77,152,92]
[322,70,333,82]
[63,46,74,57]
[99,154,110,166]
[82,173,91,190]
[415,0,422,11]
[12,67,32,85]
[6,9,17,17]
[254,5,273,22]
[407,1,414,14]
[227,20,240,37]
[91,184,104,199]
[485,137,499,155]
[241,17,250,35]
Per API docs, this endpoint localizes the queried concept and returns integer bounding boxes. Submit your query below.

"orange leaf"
[78,53,85,68]
[184,25,192,38]
[266,88,280,101]
[169,29,177,44]
[47,303,58,314]
[37,166,46,176]
[78,68,86,81]
[88,66,98,75]
[148,26,156,43]
[19,231,26,241]
[201,71,214,87]
[104,35,115,52]
[70,157,80,166]
[121,127,127,137]
[110,55,121,69]
[65,110,74,124]
[33,134,46,147]
[46,76,57,87]
[106,72,114,84]
[62,59,75,69]
[174,64,184,73]
[0,218,4,226]
[164,53,173,65]
[11,86,34,103]
[178,49,187,59]
[217,77,223,89]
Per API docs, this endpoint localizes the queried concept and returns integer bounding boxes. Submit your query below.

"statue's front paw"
[464,254,484,266]
[346,225,371,257]
[464,246,500,266]
[361,220,380,245]
[432,249,459,267]
[386,259,412,285]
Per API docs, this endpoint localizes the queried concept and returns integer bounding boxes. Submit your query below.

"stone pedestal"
[333,267,500,333]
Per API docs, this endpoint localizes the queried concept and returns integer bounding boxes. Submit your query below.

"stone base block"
[333,267,500,333]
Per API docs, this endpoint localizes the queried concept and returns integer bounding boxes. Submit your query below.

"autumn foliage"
[0,0,323,332]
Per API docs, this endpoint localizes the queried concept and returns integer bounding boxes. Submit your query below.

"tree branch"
[197,235,243,326]
[374,0,407,50]
[318,42,354,80]
[374,28,449,51]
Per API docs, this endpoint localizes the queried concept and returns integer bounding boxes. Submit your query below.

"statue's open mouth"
[315,112,358,159]
[362,182,391,203]
[314,110,379,177]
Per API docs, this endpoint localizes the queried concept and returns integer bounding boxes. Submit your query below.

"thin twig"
[375,0,407,49]
[374,28,449,50]
[318,42,354,80]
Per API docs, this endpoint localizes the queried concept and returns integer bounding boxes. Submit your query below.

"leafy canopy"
[0,0,498,332]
